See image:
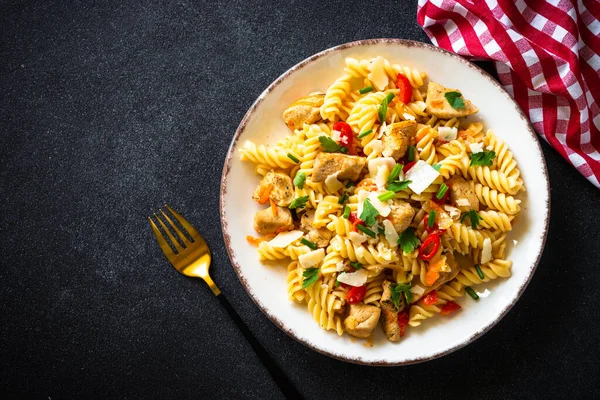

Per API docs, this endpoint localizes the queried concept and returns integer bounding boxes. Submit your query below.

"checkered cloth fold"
[417,0,600,188]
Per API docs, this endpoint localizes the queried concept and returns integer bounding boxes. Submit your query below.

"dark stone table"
[2,1,599,398]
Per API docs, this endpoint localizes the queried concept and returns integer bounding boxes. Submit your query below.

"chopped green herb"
[359,198,379,226]
[289,196,309,209]
[359,86,374,94]
[300,238,317,250]
[432,163,442,171]
[294,171,306,189]
[461,210,482,229]
[338,192,348,205]
[302,267,319,289]
[444,91,465,110]
[340,146,348,154]
[342,205,351,219]
[357,224,376,238]
[287,153,300,163]
[475,264,484,280]
[390,283,412,309]
[388,164,403,183]
[378,93,395,123]
[407,145,415,161]
[465,286,480,300]
[378,226,385,235]
[335,280,340,287]
[318,135,343,153]
[357,129,373,139]
[345,180,355,188]
[387,180,412,192]
[428,211,437,228]
[398,227,419,254]
[350,261,363,270]
[377,191,395,202]
[469,150,496,167]
[436,183,448,200]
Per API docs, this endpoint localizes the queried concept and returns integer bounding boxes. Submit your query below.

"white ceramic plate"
[220,39,550,365]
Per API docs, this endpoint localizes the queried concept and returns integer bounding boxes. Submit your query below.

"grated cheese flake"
[481,238,493,264]
[405,160,440,194]
[325,172,344,192]
[367,56,388,91]
[382,219,399,248]
[348,231,368,245]
[268,230,304,248]
[298,248,325,269]
[469,142,484,154]
[438,127,458,142]
[337,268,368,287]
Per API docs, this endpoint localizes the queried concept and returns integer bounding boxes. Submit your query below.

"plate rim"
[219,38,550,366]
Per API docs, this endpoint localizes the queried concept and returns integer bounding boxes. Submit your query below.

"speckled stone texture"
[1,0,599,398]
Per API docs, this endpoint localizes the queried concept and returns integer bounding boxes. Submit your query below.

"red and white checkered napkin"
[417,0,600,188]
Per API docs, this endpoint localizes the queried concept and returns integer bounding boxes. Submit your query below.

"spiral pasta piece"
[469,182,521,215]
[477,210,513,231]
[321,74,353,121]
[444,223,497,249]
[286,261,306,303]
[240,140,300,169]
[464,165,523,195]
[328,235,399,265]
[306,275,344,335]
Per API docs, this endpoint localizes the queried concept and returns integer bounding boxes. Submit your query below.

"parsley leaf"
[359,198,379,226]
[350,261,363,270]
[318,136,342,153]
[444,91,465,110]
[294,171,306,189]
[461,210,482,229]
[390,283,412,309]
[302,267,319,289]
[469,150,496,167]
[387,180,412,192]
[398,227,419,254]
[289,195,309,209]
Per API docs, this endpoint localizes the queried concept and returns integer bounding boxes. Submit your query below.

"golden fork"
[149,205,302,399]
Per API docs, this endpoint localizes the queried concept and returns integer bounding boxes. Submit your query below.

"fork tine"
[165,204,200,239]
[160,210,189,246]
[154,212,184,252]
[148,216,178,263]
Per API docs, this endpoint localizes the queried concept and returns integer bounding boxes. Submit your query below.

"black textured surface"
[1,1,599,399]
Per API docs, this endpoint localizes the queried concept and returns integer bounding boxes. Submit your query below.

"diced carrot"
[425,255,444,286]
[257,184,273,204]
[246,234,275,246]
[269,198,278,216]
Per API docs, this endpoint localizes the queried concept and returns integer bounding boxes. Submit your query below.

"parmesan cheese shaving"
[367,56,388,91]
[298,248,325,269]
[268,230,304,248]
[368,157,396,177]
[335,261,346,272]
[403,113,416,121]
[455,198,471,207]
[348,231,368,245]
[438,127,458,142]
[405,160,440,194]
[367,192,391,217]
[337,268,368,287]
[481,238,493,264]
[378,121,387,139]
[325,172,344,192]
[382,219,399,248]
[411,285,425,296]
[375,165,389,190]
[469,142,483,154]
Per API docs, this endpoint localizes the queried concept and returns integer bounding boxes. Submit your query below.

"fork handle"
[217,293,303,399]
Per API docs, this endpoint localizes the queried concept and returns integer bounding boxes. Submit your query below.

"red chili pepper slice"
[418,233,440,261]
[440,301,462,315]
[422,290,438,306]
[347,285,366,304]
[348,212,365,232]
[403,161,416,174]
[333,121,355,155]
[395,73,412,104]
[397,310,409,337]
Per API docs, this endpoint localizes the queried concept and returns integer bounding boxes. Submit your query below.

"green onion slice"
[407,145,415,162]
[436,183,449,200]
[342,205,351,219]
[427,211,436,228]
[377,191,395,202]
[359,86,374,94]
[287,153,300,163]
[388,164,403,183]
[357,129,373,139]
[300,238,317,250]
[357,224,376,238]
[465,286,480,300]
[475,264,484,280]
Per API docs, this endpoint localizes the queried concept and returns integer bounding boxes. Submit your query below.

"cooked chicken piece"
[446,175,479,212]
[343,303,381,338]
[300,209,333,248]
[252,170,295,207]
[282,92,325,130]
[312,152,366,183]
[253,206,294,234]
[425,81,478,119]
[387,200,415,233]
[382,120,418,160]
[380,280,406,342]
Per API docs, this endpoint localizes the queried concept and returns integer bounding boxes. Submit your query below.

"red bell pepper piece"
[395,73,412,104]
[347,285,366,304]
[440,301,462,315]
[422,290,438,306]
[333,121,355,155]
